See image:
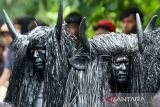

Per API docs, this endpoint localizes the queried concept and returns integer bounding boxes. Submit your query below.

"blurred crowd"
[0,7,147,105]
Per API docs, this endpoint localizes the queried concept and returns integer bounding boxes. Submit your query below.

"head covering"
[5,24,75,107]
[3,3,77,106]
[93,20,115,32]
[64,14,160,106]
[63,32,143,107]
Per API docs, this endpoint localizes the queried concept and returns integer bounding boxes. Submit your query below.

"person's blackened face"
[28,40,46,71]
[120,14,136,34]
[111,56,131,84]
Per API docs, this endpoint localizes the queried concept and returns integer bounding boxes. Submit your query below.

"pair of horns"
[3,0,63,41]
[80,14,158,53]
[3,4,158,54]
[136,13,158,54]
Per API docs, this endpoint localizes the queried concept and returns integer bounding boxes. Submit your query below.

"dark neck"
[109,79,129,93]
[34,69,44,82]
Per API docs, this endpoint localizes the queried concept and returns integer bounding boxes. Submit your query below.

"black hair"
[65,12,83,25]
[119,8,144,23]
[14,16,35,34]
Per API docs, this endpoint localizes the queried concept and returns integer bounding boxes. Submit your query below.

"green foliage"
[0,0,160,38]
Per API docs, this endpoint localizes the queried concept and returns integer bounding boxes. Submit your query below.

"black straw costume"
[63,14,160,107]
[3,2,76,107]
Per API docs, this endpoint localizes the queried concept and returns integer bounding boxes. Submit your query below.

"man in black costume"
[63,14,160,107]
[63,17,142,107]
[3,2,76,107]
[27,39,46,107]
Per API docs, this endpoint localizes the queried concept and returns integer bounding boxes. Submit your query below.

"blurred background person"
[0,16,4,74]
[0,23,15,86]
[93,20,115,35]
[65,12,83,43]
[119,8,144,34]
[0,23,14,102]
[13,16,35,34]
[0,24,13,47]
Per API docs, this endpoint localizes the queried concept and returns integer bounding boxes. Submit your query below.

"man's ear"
[68,55,90,70]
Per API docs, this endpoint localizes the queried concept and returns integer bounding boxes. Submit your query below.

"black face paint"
[111,56,131,84]
[28,39,46,81]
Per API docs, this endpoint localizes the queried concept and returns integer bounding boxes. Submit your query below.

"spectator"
[93,20,115,35]
[119,8,144,34]
[65,12,83,42]
[0,24,13,47]
[14,16,35,34]
[0,24,14,86]
[0,23,16,101]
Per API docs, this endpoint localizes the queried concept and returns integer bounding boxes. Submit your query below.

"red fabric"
[94,20,115,32]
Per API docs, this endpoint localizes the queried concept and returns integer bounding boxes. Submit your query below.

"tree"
[0,0,160,38]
